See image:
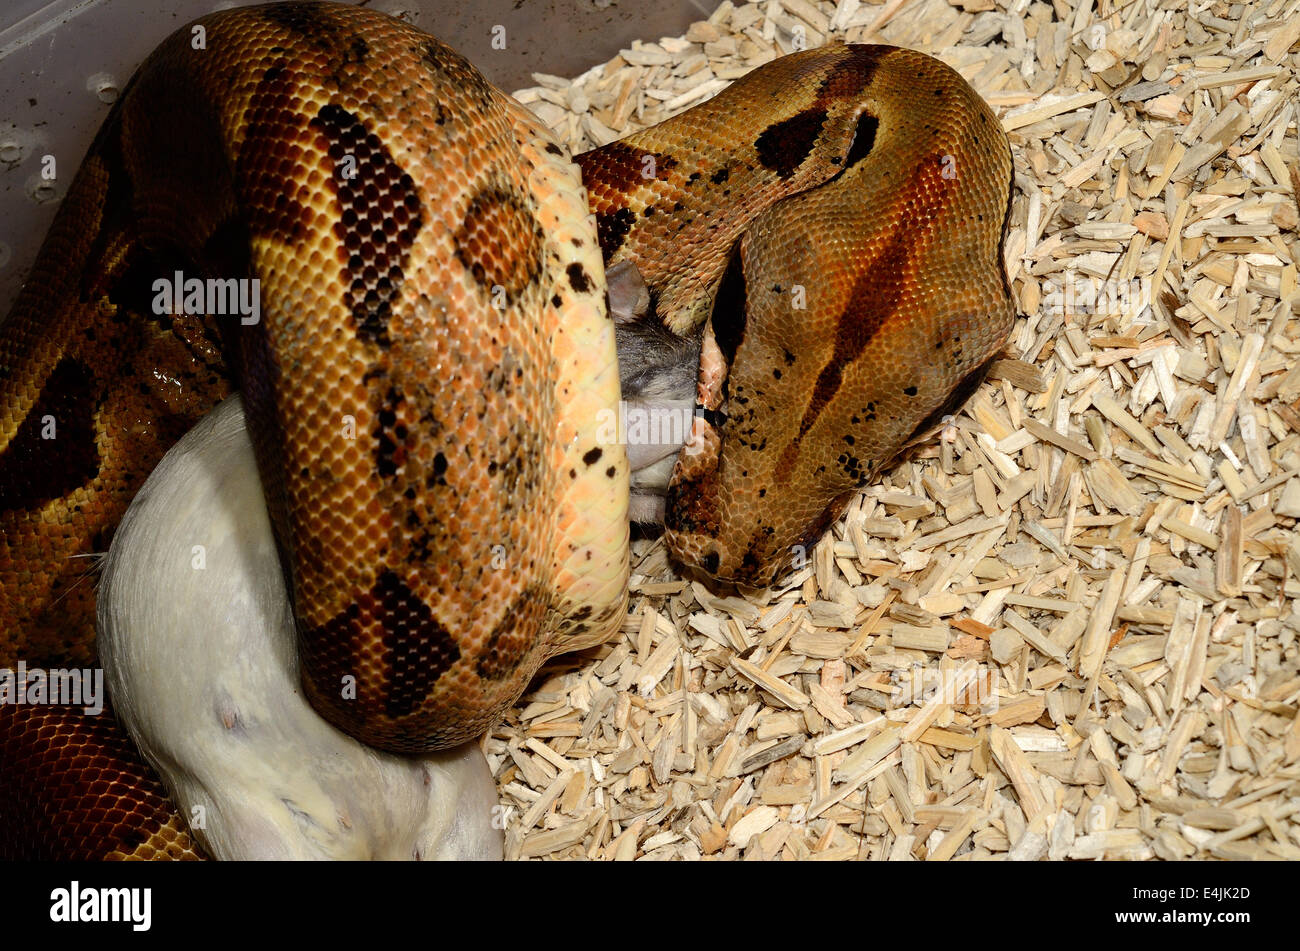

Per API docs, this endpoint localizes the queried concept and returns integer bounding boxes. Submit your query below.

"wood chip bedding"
[484,0,1300,861]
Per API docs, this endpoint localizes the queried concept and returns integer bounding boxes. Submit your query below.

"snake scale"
[0,1,1012,858]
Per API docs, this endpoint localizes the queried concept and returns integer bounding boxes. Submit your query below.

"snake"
[0,1,1012,859]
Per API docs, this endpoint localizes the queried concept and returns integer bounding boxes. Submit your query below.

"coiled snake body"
[0,2,1012,858]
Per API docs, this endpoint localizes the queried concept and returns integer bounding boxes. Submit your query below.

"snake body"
[0,2,1012,858]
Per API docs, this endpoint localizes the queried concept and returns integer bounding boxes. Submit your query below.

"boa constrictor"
[0,1,1012,858]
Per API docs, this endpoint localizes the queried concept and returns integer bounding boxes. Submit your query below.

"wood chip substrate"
[483,0,1300,860]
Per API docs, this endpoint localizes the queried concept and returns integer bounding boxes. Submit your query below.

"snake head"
[658,252,883,589]
[662,240,1012,588]
[662,57,1014,587]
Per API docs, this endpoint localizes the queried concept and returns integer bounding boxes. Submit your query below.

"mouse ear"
[606,259,651,325]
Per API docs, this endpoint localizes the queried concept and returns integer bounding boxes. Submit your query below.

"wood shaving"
[489,0,1300,861]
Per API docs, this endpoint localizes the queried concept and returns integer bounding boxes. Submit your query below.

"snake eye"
[710,243,747,369]
[697,406,727,428]
[841,111,879,171]
[701,551,720,575]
